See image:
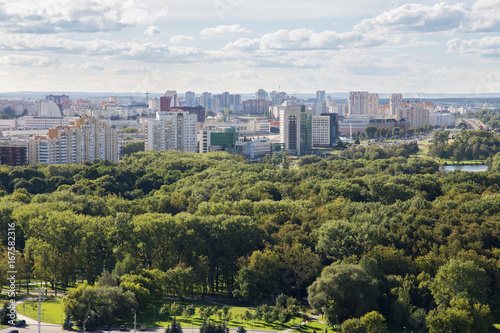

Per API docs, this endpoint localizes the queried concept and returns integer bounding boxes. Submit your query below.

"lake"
[443,165,488,172]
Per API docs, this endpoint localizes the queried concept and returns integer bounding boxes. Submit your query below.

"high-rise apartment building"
[348,91,370,115]
[38,100,63,117]
[369,93,379,115]
[316,90,326,102]
[279,105,313,156]
[0,145,27,166]
[144,111,197,152]
[390,94,403,116]
[256,89,268,101]
[28,117,118,164]
[185,91,196,106]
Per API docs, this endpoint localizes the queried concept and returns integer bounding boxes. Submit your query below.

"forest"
[2,133,500,332]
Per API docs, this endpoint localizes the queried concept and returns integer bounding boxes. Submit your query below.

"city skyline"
[0,0,498,94]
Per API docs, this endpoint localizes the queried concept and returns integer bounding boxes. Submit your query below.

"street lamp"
[153,306,155,323]
[403,326,406,333]
[34,287,46,333]
[83,315,90,333]
[132,309,137,333]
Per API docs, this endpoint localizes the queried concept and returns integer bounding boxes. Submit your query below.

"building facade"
[0,145,27,166]
[279,105,313,156]
[28,117,118,164]
[348,91,370,115]
[145,111,197,152]
[312,113,339,148]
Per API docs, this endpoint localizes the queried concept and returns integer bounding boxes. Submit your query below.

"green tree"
[165,318,183,333]
[122,141,145,156]
[340,318,365,333]
[307,263,379,320]
[364,126,377,139]
[361,311,386,333]
[430,259,490,307]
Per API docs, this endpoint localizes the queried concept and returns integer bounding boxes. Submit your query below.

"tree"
[364,126,377,139]
[122,141,145,156]
[297,155,322,166]
[165,318,183,333]
[430,259,490,307]
[361,311,386,333]
[307,263,379,320]
[322,299,339,328]
[340,318,365,333]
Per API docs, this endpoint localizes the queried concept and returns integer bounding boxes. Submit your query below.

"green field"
[17,298,65,325]
[18,298,303,331]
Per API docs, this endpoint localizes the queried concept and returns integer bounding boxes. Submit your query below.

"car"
[15,320,26,327]
[7,330,19,333]
[120,325,127,331]
[103,325,111,331]
[139,325,147,331]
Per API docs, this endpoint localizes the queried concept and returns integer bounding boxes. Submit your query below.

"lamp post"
[153,306,155,323]
[34,287,46,333]
[83,315,90,333]
[132,309,137,333]
[403,326,406,333]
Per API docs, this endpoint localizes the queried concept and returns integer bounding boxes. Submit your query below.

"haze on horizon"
[0,0,498,95]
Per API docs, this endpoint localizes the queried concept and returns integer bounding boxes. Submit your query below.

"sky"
[0,0,499,95]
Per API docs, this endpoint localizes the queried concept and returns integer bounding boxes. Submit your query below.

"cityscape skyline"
[0,0,498,94]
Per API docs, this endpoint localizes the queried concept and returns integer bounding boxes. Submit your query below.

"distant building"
[390,94,403,116]
[242,99,272,115]
[149,98,161,114]
[316,90,326,102]
[17,116,79,130]
[395,102,429,129]
[169,106,206,123]
[160,91,180,111]
[236,138,273,161]
[145,110,197,152]
[429,111,455,128]
[348,91,370,115]
[369,93,379,115]
[199,127,239,154]
[255,89,268,101]
[312,113,339,148]
[0,145,27,166]
[185,91,196,107]
[279,105,313,156]
[339,116,398,136]
[46,94,69,105]
[38,100,63,117]
[28,117,118,165]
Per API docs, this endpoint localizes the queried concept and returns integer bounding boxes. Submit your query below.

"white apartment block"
[17,116,79,130]
[348,91,370,115]
[145,111,197,152]
[312,115,331,147]
[429,111,455,128]
[236,138,272,160]
[38,100,62,117]
[28,117,118,164]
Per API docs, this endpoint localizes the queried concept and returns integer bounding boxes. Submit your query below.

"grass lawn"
[18,298,303,331]
[292,320,335,333]
[17,298,65,325]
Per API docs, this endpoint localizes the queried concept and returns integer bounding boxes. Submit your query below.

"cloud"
[169,35,194,44]
[447,36,500,59]
[144,26,163,36]
[354,2,469,34]
[464,0,500,32]
[78,62,106,70]
[0,0,168,34]
[0,54,60,67]
[200,24,249,37]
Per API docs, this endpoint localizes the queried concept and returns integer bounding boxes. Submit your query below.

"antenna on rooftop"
[146,91,149,103]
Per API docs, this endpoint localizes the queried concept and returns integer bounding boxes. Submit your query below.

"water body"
[443,165,488,172]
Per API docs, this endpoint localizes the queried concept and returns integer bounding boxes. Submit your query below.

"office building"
[149,98,161,114]
[145,110,197,152]
[369,93,379,115]
[312,113,338,148]
[279,105,313,156]
[46,94,69,105]
[169,106,206,123]
[38,100,63,117]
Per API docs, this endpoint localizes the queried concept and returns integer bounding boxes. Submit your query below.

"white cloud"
[144,26,163,36]
[169,35,194,44]
[78,62,106,70]
[0,54,59,67]
[447,36,500,59]
[200,24,249,37]
[354,2,469,34]
[0,0,168,33]
[464,0,500,32]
